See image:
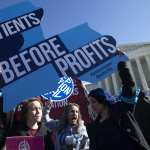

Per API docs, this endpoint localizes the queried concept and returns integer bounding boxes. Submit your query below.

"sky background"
[0,0,150,45]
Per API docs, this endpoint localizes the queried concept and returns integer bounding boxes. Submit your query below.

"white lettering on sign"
[54,36,117,76]
[0,35,117,87]
[0,9,43,40]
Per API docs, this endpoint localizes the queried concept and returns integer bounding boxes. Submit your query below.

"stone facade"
[85,42,150,95]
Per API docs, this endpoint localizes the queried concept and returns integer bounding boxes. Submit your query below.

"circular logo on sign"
[18,140,30,150]
[42,76,74,102]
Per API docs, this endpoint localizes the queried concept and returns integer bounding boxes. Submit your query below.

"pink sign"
[6,136,44,150]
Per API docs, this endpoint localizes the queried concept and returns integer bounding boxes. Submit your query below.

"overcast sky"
[0,0,150,45]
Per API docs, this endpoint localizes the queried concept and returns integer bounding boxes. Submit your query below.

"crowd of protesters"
[0,61,150,150]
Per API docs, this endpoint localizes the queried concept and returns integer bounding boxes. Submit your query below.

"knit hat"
[88,88,116,106]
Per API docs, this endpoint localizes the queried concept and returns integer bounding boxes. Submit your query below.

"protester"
[0,113,6,150]
[135,91,150,146]
[0,91,6,150]
[45,102,89,150]
[8,96,54,150]
[87,61,150,150]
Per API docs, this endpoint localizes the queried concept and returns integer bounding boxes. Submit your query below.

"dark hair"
[88,88,112,107]
[21,96,43,123]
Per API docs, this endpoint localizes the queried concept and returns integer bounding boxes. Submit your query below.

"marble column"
[111,73,118,95]
[135,58,149,90]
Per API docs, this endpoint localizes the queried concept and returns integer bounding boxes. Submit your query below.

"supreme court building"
[85,42,150,95]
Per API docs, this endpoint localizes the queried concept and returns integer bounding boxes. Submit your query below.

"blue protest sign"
[41,76,74,101]
[0,1,44,111]
[0,3,128,111]
[0,0,44,61]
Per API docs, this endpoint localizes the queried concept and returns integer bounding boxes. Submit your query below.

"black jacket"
[113,101,150,150]
[0,127,6,149]
[135,95,150,146]
[88,61,150,150]
[0,113,6,149]
[88,101,150,150]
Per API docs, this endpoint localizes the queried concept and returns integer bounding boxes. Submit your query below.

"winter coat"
[46,119,89,150]
[8,122,54,150]
[88,101,150,150]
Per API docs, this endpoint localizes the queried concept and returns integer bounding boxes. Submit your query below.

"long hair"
[58,103,83,133]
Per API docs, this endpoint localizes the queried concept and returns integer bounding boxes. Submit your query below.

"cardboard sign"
[0,2,128,111]
[6,136,44,150]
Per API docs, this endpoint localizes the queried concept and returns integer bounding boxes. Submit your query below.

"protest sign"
[41,76,74,101]
[6,136,44,150]
[0,2,128,111]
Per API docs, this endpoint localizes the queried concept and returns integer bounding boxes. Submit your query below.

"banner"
[0,1,44,111]
[6,136,44,150]
[0,1,128,111]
